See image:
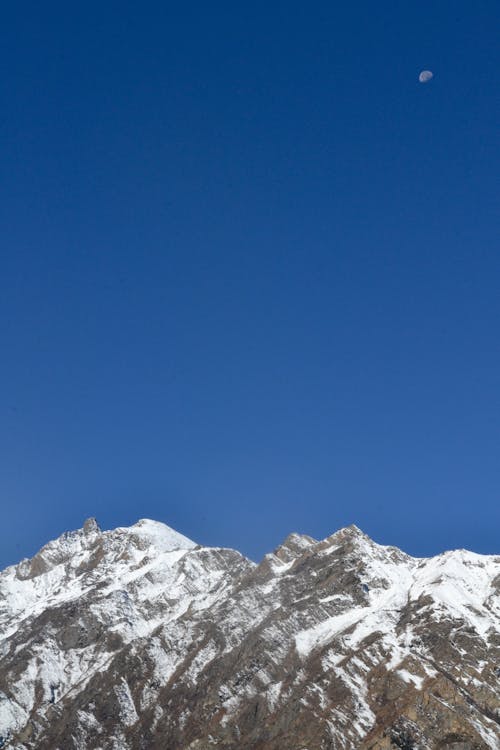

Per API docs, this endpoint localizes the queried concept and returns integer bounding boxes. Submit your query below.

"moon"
[419,70,433,83]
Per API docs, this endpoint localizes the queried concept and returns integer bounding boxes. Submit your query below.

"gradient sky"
[1,1,499,568]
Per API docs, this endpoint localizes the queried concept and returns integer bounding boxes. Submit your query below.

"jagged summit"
[0,519,498,750]
[272,531,317,562]
[331,522,369,539]
[82,517,100,535]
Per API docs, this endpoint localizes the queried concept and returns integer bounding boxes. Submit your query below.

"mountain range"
[0,518,499,749]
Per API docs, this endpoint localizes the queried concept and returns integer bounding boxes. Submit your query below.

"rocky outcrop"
[0,520,498,749]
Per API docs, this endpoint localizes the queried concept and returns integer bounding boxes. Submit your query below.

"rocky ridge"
[0,519,499,749]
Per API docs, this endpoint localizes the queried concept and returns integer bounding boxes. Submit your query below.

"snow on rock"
[0,519,498,749]
[114,679,139,727]
[0,518,196,641]
[120,518,196,553]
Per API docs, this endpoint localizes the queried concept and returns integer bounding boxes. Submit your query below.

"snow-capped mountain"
[0,519,499,749]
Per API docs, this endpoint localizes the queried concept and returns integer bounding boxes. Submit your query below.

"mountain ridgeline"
[0,519,499,749]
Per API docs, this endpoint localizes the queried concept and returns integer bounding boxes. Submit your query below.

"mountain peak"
[83,517,100,535]
[272,531,317,562]
[334,523,369,539]
[125,518,196,551]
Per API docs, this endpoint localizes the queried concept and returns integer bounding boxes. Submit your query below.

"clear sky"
[1,1,499,568]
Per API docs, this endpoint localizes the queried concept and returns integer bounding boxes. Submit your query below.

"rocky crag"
[0,518,499,749]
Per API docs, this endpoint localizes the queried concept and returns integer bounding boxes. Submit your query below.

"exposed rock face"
[0,520,498,749]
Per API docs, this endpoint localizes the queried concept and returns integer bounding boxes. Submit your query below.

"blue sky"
[1,1,499,567]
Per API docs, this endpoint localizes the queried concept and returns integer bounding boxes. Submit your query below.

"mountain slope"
[0,520,498,749]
